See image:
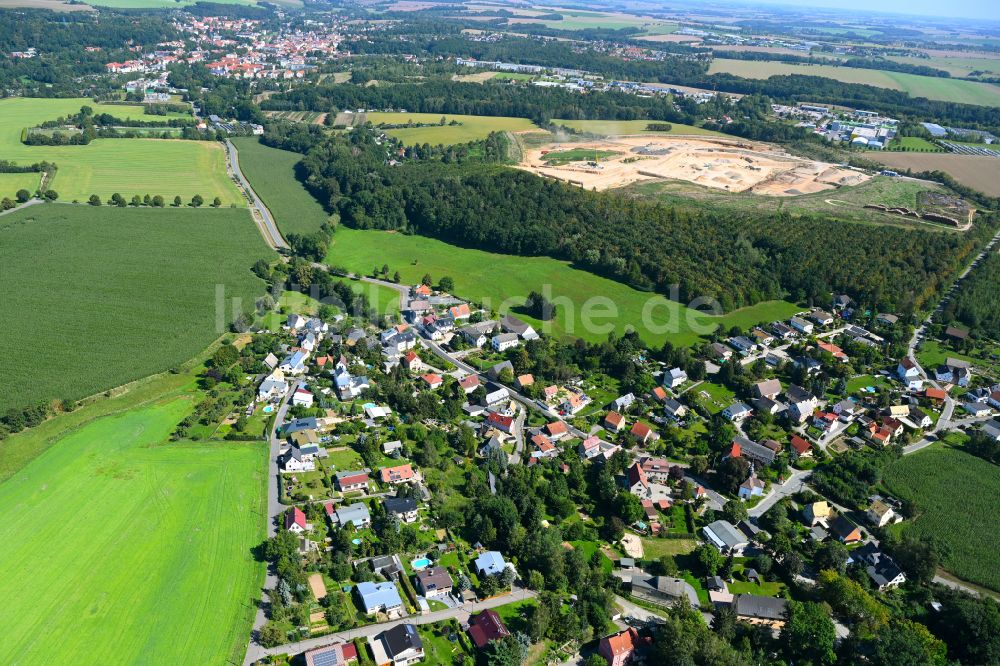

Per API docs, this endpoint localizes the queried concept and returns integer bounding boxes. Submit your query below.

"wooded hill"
[266,124,992,315]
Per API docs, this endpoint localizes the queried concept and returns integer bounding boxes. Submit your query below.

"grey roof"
[734,594,787,621]
[356,581,402,613]
[703,520,749,551]
[336,502,371,526]
[383,496,418,515]
[382,623,423,657]
[415,566,452,591]
[630,575,698,607]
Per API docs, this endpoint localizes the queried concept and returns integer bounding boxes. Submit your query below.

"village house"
[753,379,782,401]
[475,551,508,577]
[831,515,863,544]
[292,387,314,408]
[501,314,538,340]
[810,309,835,326]
[329,502,371,528]
[629,575,698,608]
[734,595,788,629]
[380,464,416,485]
[561,391,589,415]
[545,421,569,440]
[603,411,625,432]
[896,357,923,391]
[492,332,520,352]
[356,581,404,617]
[369,623,423,665]
[664,398,688,420]
[598,627,643,666]
[414,566,453,598]
[665,367,688,388]
[803,501,831,526]
[515,374,534,390]
[789,316,814,335]
[383,496,419,523]
[303,642,358,666]
[727,436,776,467]
[722,402,752,422]
[630,421,659,444]
[335,470,370,493]
[468,610,510,651]
[703,520,749,555]
[853,542,907,590]
[285,506,310,533]
[789,435,812,459]
[866,499,897,527]
[738,472,766,500]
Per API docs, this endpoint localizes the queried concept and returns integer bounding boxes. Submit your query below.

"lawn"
[641,536,698,558]
[0,98,242,204]
[0,397,267,664]
[364,112,541,145]
[0,171,42,199]
[0,204,270,412]
[845,374,891,394]
[708,59,1000,106]
[327,226,795,347]
[231,136,330,238]
[886,136,942,152]
[883,445,1000,592]
[568,540,614,573]
[554,119,724,137]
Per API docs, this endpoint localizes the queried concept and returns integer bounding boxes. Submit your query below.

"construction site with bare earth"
[518,135,870,195]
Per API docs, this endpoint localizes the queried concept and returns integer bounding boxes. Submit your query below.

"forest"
[939,251,1000,340]
[264,124,991,315]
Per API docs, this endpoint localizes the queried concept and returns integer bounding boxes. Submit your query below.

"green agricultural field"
[554,118,724,137]
[79,0,265,7]
[231,137,329,238]
[887,54,1000,78]
[0,204,270,412]
[883,445,1000,592]
[708,59,1000,106]
[364,112,541,145]
[327,226,797,347]
[0,171,41,199]
[0,98,242,204]
[0,396,267,664]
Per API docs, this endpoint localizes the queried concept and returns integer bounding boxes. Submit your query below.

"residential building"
[738,473,765,500]
[664,398,688,419]
[753,379,782,400]
[866,499,896,527]
[303,642,358,666]
[335,471,370,493]
[831,515,862,544]
[598,627,641,666]
[803,501,831,526]
[666,367,688,388]
[789,316,814,334]
[604,411,625,432]
[468,609,510,650]
[414,566,452,598]
[728,436,776,466]
[380,464,415,485]
[500,314,538,340]
[475,551,508,577]
[333,503,371,528]
[734,595,788,628]
[896,357,923,391]
[492,332,520,352]
[383,496,419,523]
[369,624,423,666]
[292,387,314,408]
[722,402,752,422]
[285,506,310,533]
[703,520,749,555]
[355,581,404,617]
[629,575,698,608]
[630,421,659,444]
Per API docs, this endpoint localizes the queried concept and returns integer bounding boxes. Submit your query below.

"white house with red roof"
[285,506,310,533]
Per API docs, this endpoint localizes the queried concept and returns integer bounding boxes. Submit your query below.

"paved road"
[226,139,289,251]
[244,383,298,666]
[0,198,43,218]
[252,586,537,661]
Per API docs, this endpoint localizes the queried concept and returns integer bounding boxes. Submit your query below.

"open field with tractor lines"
[349,112,542,145]
[0,396,267,664]
[0,205,270,412]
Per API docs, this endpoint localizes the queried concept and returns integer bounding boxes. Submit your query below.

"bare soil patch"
[871,154,1000,197]
[519,135,868,195]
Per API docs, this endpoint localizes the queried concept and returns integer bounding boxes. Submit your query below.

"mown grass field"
[0,395,267,664]
[0,204,270,412]
[231,136,329,238]
[886,136,942,152]
[364,112,541,145]
[0,171,42,198]
[554,118,724,137]
[327,226,798,347]
[0,98,242,204]
[708,59,1000,106]
[883,445,1000,592]
[887,54,1000,78]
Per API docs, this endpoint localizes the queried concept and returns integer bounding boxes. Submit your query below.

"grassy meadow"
[231,136,330,238]
[553,119,725,137]
[0,98,242,204]
[0,204,271,412]
[0,171,42,199]
[0,394,267,664]
[884,445,1000,592]
[328,226,798,347]
[708,59,1000,106]
[365,112,542,145]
